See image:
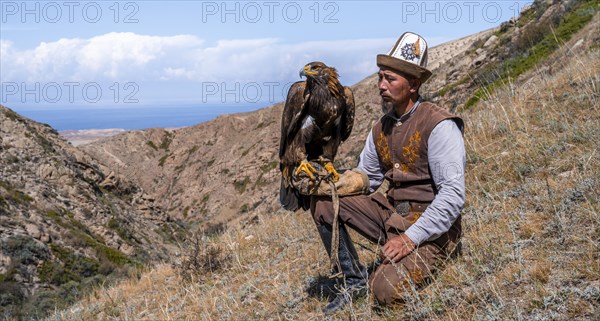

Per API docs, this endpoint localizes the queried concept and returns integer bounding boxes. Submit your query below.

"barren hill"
[0,106,182,318]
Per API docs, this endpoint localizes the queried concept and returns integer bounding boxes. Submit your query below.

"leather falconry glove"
[291,162,370,197]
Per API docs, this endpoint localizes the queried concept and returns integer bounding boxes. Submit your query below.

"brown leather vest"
[372,101,463,203]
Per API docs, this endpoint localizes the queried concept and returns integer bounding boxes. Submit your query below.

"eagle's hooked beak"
[299,68,306,78]
[300,65,315,78]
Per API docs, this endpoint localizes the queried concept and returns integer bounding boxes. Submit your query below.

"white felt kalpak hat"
[377,32,432,82]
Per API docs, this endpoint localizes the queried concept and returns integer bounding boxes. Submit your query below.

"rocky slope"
[425,0,600,110]
[0,106,180,318]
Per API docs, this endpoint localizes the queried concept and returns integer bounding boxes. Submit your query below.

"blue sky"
[1,0,534,111]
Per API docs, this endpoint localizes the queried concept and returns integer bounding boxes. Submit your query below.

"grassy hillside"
[48,23,599,321]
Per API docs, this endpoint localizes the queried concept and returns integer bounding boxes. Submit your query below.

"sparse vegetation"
[233,176,251,193]
[464,0,598,109]
[155,220,188,244]
[437,76,470,97]
[202,222,226,237]
[0,195,7,209]
[174,234,231,282]
[241,141,260,157]
[2,107,20,122]
[260,160,278,173]
[0,180,34,205]
[158,154,169,167]
[159,131,174,150]
[146,140,158,151]
[46,209,135,267]
[45,244,101,284]
[0,106,165,319]
[0,235,98,319]
[107,217,135,244]
[252,173,270,189]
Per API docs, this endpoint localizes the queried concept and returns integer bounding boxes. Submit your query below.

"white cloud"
[1,32,203,82]
[1,32,392,91]
[77,33,203,79]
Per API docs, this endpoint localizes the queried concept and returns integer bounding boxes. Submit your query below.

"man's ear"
[409,79,422,93]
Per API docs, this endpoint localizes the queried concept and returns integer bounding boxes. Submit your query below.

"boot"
[316,224,367,315]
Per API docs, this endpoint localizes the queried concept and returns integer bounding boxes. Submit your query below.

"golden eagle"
[279,61,355,211]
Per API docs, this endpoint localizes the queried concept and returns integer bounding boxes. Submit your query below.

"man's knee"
[369,263,420,304]
[310,196,335,225]
[368,250,437,305]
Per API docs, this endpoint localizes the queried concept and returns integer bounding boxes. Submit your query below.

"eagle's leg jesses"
[323,162,340,183]
[295,160,317,181]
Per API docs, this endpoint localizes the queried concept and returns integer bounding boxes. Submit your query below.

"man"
[311,32,465,314]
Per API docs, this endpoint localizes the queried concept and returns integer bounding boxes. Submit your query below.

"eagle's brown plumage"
[279,61,355,211]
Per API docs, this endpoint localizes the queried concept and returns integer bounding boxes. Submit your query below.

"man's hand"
[381,233,416,264]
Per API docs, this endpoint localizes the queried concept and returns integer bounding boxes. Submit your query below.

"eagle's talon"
[323,162,340,183]
[295,161,317,181]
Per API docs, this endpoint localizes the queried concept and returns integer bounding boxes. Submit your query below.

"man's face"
[377,67,419,114]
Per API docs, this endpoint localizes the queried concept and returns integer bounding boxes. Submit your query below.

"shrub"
[159,131,174,150]
[107,217,135,244]
[158,154,169,167]
[1,235,50,265]
[146,141,158,150]
[260,160,278,173]
[204,222,226,237]
[175,235,231,282]
[155,221,188,244]
[49,244,100,282]
[233,176,250,193]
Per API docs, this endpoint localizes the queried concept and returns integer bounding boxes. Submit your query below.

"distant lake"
[13,105,265,131]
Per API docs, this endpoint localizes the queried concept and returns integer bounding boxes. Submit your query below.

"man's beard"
[381,99,394,115]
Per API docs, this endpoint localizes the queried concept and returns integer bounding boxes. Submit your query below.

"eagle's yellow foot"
[295,160,317,181]
[323,162,340,183]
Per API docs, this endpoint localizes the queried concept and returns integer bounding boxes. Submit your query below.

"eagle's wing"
[341,86,355,141]
[279,81,307,159]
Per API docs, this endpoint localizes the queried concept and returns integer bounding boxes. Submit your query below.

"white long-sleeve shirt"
[357,103,466,246]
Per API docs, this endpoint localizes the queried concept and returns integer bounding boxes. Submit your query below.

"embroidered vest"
[372,102,463,202]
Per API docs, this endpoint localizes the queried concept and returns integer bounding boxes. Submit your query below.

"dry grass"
[48,49,599,320]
